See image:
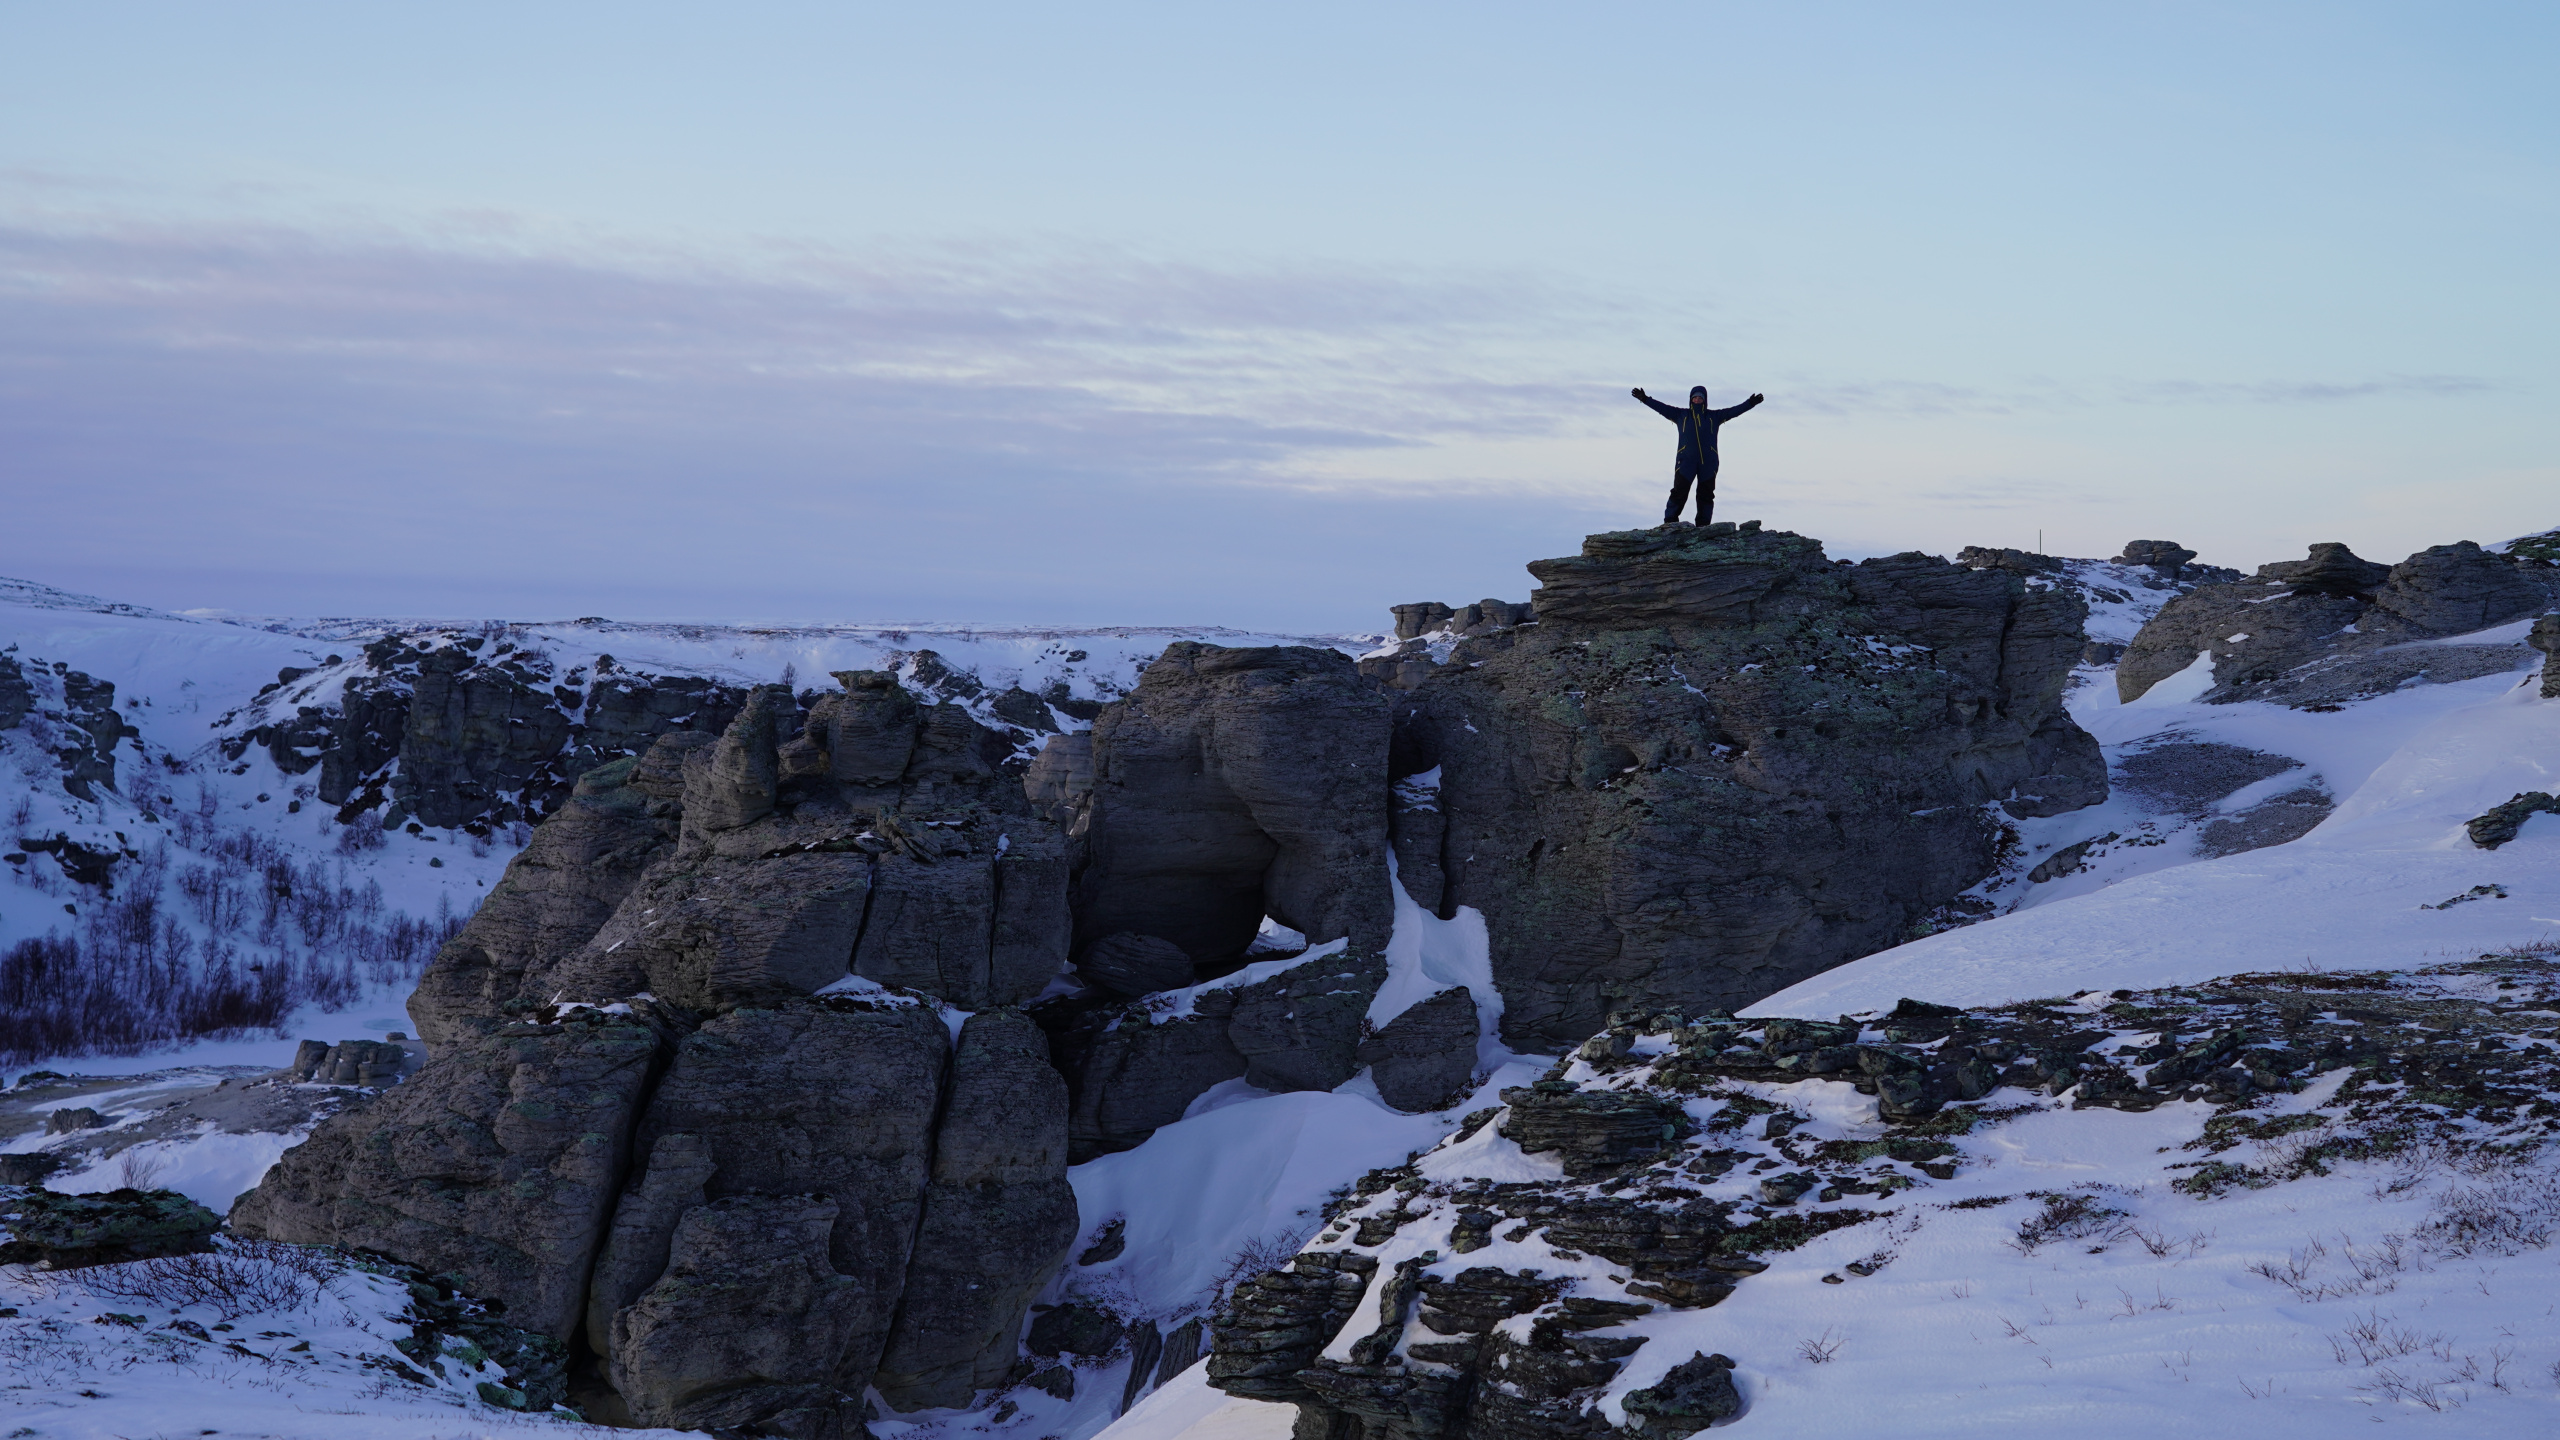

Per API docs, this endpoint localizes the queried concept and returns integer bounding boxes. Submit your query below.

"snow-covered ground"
[11,554,2559,1438]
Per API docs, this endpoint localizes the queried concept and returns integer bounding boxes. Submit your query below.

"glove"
[1632,387,1647,400]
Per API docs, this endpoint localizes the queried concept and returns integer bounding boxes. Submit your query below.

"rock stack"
[234,671,1082,1435]
[1368,522,2105,1048]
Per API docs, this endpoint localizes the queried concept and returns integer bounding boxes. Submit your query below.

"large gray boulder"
[2369,541,2553,635]
[1075,644,1393,965]
[229,1010,667,1340]
[874,1011,1079,1410]
[1358,986,1479,1112]
[1373,524,2106,1047]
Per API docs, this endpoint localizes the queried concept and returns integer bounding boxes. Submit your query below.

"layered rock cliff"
[1364,523,2104,1048]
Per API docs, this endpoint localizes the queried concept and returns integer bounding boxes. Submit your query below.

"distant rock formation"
[2118,539,2560,706]
[0,652,128,802]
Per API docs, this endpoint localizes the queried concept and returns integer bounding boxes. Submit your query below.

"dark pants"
[1664,453,1718,524]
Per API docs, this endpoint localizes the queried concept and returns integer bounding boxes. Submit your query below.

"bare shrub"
[1797,1328,1844,1364]
[1209,1226,1317,1304]
[79,1237,346,1322]
[2414,1172,2560,1257]
[112,1147,168,1190]
[2010,1191,2128,1254]
[334,811,387,854]
[2328,1310,2451,1368]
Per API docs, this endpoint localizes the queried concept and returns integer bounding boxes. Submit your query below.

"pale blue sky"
[2,2,2552,628]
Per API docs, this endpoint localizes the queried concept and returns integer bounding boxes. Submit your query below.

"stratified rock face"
[2533,614,2560,699]
[1377,524,2105,1047]
[610,1194,869,1435]
[243,665,1081,1429]
[608,1000,949,1395]
[228,1010,667,1340]
[1075,644,1393,964]
[2118,540,2559,705]
[408,756,680,1045]
[2371,541,2553,635]
[874,1011,1080,1410]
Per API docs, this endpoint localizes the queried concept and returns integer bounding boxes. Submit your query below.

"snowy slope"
[1763,632,2555,1017]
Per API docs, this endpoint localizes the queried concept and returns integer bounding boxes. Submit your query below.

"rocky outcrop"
[1358,986,1479,1111]
[1047,947,1408,1160]
[2118,540,2560,706]
[609,1194,870,1436]
[2536,614,2560,699]
[0,653,128,803]
[230,1008,668,1340]
[1074,644,1394,968]
[1368,523,2106,1047]
[874,1011,1080,1409]
[236,665,1082,1429]
[407,754,681,1045]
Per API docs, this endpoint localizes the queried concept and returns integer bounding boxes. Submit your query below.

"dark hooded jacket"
[1639,393,1761,465]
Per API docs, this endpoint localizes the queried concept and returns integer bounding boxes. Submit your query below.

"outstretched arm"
[1632,387,1686,422]
[1709,393,1765,421]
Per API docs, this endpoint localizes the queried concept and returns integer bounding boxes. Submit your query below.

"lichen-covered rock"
[609,1194,869,1437]
[874,1011,1079,1410]
[0,1187,220,1269]
[1075,643,1394,964]
[1499,1083,1690,1176]
[2467,791,2560,850]
[228,1010,667,1340]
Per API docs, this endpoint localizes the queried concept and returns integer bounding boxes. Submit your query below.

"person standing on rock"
[1632,384,1764,526]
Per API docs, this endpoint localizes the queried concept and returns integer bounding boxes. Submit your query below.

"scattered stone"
[1622,1351,1742,1435]
[2467,792,2560,850]
[43,1106,106,1135]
